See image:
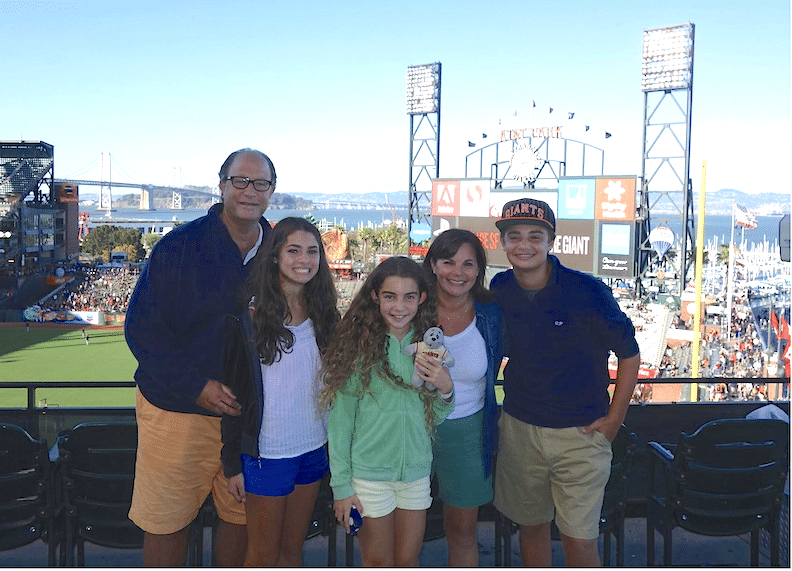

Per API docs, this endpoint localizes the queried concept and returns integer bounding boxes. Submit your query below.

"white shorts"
[351,476,432,519]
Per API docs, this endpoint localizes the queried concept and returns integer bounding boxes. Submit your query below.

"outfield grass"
[0,324,138,408]
[0,324,507,409]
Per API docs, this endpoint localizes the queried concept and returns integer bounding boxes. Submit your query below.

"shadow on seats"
[0,423,58,566]
[57,421,142,566]
[646,417,789,566]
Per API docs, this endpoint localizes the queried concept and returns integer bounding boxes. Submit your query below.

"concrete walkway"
[1,517,776,567]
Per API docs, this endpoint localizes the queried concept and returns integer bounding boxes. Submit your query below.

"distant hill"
[692,189,790,215]
[81,190,312,210]
[290,192,409,208]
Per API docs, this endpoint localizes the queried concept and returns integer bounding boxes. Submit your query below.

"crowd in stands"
[618,285,782,403]
[684,294,775,401]
[44,266,140,314]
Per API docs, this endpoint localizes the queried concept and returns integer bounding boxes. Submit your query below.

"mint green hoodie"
[328,328,455,500]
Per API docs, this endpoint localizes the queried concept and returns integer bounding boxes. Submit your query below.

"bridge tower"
[96,152,114,213]
[139,185,155,210]
[170,166,183,209]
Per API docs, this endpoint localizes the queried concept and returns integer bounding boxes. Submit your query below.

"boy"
[491,197,640,566]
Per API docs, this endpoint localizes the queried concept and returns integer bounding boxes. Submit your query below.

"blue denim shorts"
[241,446,328,497]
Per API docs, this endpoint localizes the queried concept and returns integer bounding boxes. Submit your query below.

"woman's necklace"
[438,302,472,321]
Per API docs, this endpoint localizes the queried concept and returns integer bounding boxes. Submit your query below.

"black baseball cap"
[496,198,556,232]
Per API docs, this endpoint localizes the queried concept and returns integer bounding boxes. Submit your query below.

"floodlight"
[641,23,694,92]
[406,62,441,115]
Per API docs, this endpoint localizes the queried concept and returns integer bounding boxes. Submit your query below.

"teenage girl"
[221,217,340,566]
[321,256,455,567]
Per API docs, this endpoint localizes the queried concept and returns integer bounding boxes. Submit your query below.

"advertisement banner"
[550,220,596,274]
[23,305,104,325]
[46,275,70,286]
[431,180,461,217]
[431,179,491,217]
[595,177,636,221]
[558,178,596,219]
[597,222,634,277]
[56,183,79,204]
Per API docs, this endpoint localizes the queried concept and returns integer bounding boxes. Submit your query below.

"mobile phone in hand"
[349,505,362,536]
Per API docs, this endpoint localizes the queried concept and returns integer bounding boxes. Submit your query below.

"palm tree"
[376,225,406,255]
[717,245,730,264]
[357,227,374,264]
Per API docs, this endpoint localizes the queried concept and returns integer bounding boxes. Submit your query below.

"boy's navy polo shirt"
[491,255,639,428]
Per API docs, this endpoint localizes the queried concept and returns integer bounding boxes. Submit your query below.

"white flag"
[735,204,757,229]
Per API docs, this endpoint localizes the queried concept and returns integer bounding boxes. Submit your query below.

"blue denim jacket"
[474,300,505,478]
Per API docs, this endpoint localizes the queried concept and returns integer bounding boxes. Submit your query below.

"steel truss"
[637,86,695,299]
[464,136,604,188]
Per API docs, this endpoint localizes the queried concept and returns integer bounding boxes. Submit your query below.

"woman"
[422,228,504,566]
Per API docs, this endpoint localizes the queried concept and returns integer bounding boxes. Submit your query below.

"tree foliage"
[374,225,407,255]
[81,225,145,262]
[141,233,162,257]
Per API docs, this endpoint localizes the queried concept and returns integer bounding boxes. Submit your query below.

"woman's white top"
[443,316,487,420]
[257,318,328,458]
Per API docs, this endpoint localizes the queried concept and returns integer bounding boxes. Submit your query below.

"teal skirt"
[432,408,494,507]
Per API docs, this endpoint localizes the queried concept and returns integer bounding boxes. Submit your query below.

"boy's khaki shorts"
[128,388,246,534]
[493,411,612,540]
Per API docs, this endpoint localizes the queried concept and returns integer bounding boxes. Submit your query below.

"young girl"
[321,256,455,567]
[221,217,340,566]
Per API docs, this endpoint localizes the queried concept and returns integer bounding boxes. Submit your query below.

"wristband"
[439,389,454,400]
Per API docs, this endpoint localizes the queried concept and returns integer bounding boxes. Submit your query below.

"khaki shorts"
[351,476,432,519]
[128,388,246,534]
[493,412,612,540]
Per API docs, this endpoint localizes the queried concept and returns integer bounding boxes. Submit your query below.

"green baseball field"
[0,323,138,408]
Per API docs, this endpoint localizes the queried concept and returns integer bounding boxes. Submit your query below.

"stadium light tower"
[637,23,695,299]
[406,62,441,253]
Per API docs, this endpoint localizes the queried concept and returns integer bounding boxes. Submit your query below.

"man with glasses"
[125,148,275,566]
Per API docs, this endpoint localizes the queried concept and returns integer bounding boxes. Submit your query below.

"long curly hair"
[320,256,439,431]
[246,217,339,364]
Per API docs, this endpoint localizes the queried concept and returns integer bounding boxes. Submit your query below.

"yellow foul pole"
[691,161,707,396]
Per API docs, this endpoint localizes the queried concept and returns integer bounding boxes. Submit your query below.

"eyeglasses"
[223,176,273,192]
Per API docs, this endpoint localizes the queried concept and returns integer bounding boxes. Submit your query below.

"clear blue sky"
[2,0,789,198]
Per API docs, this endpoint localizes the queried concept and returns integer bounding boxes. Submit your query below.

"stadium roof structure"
[0,141,54,200]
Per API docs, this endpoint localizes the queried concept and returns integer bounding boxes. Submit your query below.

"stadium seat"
[0,422,59,566]
[57,421,142,566]
[646,418,789,566]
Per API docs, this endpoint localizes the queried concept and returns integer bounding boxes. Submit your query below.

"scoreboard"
[429,176,638,278]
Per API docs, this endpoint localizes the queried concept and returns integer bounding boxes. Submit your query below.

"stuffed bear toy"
[403,326,455,390]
